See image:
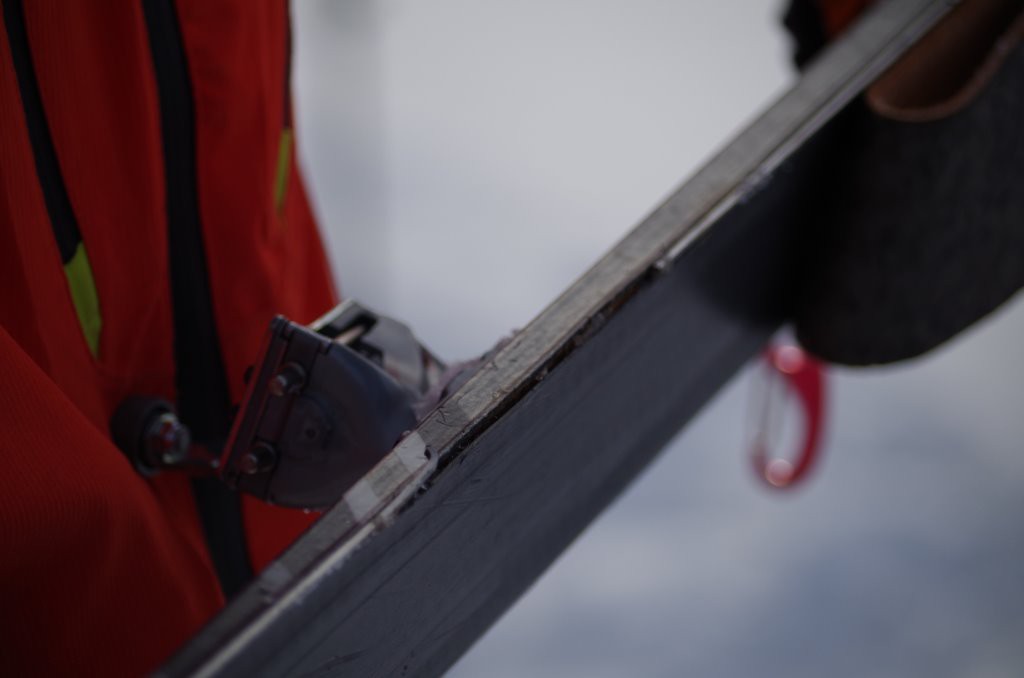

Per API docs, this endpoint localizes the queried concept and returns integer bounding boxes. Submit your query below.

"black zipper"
[141,0,253,598]
[3,0,102,357]
[3,0,79,262]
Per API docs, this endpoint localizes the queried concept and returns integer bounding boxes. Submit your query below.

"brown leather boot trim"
[867,0,1023,122]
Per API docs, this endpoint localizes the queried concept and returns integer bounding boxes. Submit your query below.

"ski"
[159,1,956,675]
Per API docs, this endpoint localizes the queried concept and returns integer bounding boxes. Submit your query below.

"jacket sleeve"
[0,327,224,677]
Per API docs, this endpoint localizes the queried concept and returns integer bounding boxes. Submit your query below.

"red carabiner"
[750,344,826,489]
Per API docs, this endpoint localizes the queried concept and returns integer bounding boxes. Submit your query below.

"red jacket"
[0,1,336,674]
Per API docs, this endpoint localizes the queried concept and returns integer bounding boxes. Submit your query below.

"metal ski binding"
[220,300,445,509]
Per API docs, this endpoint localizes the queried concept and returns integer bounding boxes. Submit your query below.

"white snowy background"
[292,2,1024,676]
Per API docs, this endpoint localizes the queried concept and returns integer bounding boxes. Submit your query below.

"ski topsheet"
[160,1,955,675]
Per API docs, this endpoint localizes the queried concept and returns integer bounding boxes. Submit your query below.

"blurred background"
[292,2,1024,676]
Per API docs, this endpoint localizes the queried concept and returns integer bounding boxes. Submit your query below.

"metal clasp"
[749,344,826,489]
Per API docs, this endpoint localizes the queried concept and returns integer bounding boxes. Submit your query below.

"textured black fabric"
[793,38,1024,365]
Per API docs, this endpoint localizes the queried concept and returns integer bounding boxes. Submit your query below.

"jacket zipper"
[141,0,254,598]
[3,0,102,357]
